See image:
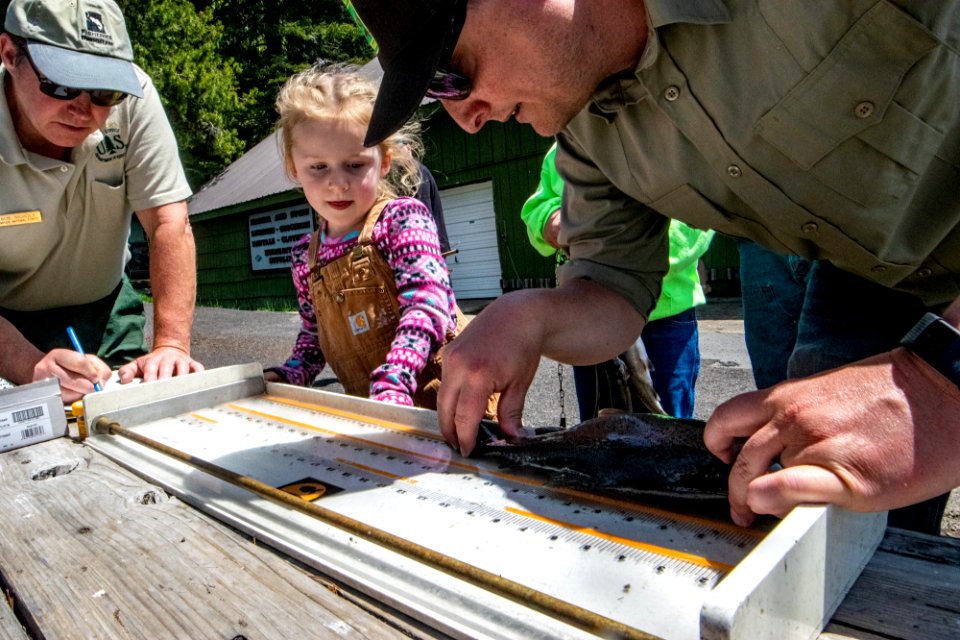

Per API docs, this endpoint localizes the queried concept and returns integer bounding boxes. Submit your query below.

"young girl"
[264,65,458,409]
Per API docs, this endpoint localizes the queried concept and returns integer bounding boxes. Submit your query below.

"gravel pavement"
[146,298,958,537]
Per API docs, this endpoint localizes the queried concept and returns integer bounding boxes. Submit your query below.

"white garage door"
[440,181,503,299]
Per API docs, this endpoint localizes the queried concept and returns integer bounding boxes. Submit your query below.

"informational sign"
[248,205,316,271]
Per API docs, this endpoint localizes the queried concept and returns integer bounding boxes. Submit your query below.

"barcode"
[13,406,44,422]
[20,426,45,440]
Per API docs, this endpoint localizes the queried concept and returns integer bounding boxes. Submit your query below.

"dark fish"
[474,413,731,499]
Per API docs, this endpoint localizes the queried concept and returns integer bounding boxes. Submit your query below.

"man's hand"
[117,345,204,383]
[438,292,544,456]
[704,348,960,526]
[438,282,643,456]
[543,209,562,249]
[33,349,111,403]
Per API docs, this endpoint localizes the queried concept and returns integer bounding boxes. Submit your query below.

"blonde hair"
[275,63,423,199]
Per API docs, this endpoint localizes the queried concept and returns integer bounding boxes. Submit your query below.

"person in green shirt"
[522,143,712,419]
[350,0,960,533]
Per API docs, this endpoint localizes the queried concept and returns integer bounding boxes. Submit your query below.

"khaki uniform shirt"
[0,64,191,310]
[556,0,960,316]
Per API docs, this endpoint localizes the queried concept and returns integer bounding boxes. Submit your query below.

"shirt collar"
[589,0,731,115]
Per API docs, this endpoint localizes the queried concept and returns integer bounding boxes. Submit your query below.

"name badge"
[0,211,42,227]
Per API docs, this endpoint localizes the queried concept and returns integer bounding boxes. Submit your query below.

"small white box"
[0,378,68,452]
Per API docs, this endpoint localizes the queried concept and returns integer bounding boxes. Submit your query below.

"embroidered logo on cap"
[82,11,113,46]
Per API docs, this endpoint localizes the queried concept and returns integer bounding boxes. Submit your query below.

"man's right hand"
[34,349,111,403]
[437,281,644,456]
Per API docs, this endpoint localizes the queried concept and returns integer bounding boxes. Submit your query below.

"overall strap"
[306,228,322,273]
[353,199,391,260]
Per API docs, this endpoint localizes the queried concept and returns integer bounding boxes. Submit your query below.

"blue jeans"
[738,240,811,389]
[573,308,700,419]
[744,257,947,534]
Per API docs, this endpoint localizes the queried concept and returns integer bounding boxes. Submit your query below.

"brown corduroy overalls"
[307,201,494,414]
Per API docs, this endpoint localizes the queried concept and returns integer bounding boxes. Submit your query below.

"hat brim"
[27,41,144,99]
[364,7,456,147]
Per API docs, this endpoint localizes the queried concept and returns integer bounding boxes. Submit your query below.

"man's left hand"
[116,345,204,383]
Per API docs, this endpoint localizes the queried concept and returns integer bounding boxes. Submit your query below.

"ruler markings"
[505,507,733,573]
[328,453,728,582]
[134,399,756,569]
[233,396,762,541]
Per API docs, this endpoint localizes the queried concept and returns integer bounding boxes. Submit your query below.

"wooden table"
[1,438,957,640]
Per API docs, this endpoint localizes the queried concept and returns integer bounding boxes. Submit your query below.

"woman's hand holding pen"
[33,349,110,403]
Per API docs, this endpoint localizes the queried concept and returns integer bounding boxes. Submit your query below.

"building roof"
[188,131,294,216]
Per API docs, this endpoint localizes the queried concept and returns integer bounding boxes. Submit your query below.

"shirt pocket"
[755,1,942,208]
[651,183,795,255]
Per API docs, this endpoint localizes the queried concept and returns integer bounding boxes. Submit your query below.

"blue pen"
[66,326,102,392]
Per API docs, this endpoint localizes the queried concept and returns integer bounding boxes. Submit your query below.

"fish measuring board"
[81,364,885,640]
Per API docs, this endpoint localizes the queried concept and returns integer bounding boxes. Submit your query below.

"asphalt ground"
[146,298,958,537]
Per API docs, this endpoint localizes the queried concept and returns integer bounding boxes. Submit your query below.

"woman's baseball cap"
[5,0,144,99]
[350,0,465,146]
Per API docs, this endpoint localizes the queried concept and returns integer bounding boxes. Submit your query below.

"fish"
[474,412,731,499]
[619,336,666,415]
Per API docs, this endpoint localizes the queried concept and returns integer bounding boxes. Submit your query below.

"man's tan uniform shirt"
[556,0,960,317]
[0,64,192,310]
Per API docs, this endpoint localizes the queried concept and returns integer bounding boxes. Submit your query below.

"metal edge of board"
[699,505,885,640]
[81,363,266,428]
[264,381,446,433]
[85,430,603,640]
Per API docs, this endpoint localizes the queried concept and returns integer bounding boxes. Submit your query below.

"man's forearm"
[0,315,44,383]
[141,204,197,353]
[942,295,960,327]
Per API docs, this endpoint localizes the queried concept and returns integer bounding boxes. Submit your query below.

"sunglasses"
[424,0,471,101]
[25,53,128,108]
[426,69,471,101]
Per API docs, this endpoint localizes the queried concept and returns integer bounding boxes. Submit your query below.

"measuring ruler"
[81,364,885,640]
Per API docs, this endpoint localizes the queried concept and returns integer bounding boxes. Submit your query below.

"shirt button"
[60,165,69,173]
[801,222,819,233]
[855,101,875,119]
[870,265,888,274]
[916,267,933,278]
[726,164,742,178]
[664,85,681,101]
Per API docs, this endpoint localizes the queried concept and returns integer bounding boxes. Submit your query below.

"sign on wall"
[248,205,316,271]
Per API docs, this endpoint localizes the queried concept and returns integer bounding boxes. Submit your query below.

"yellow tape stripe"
[505,507,734,572]
[264,394,446,441]
[189,412,218,423]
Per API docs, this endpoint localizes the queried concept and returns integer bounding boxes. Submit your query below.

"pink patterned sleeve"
[369,197,458,406]
[264,233,328,386]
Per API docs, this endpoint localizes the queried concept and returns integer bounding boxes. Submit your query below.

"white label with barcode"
[0,401,52,451]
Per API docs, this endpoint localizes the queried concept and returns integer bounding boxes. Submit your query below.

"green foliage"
[206,0,374,147]
[118,0,245,187]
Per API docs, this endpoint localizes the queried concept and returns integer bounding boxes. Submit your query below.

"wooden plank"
[826,534,960,640]
[0,603,28,640]
[880,527,960,564]
[0,439,438,640]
